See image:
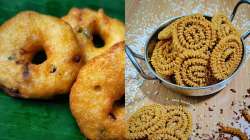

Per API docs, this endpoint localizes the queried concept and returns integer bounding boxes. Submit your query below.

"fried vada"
[70,42,125,139]
[62,8,125,62]
[0,11,82,99]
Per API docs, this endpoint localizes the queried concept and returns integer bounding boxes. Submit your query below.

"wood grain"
[125,0,250,139]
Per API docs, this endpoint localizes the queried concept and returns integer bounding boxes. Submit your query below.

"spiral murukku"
[158,24,174,40]
[164,105,192,138]
[151,40,178,76]
[148,106,192,140]
[174,51,210,87]
[210,35,242,80]
[127,104,167,139]
[219,125,248,140]
[150,13,242,87]
[172,14,216,52]
[127,104,192,140]
[212,14,240,41]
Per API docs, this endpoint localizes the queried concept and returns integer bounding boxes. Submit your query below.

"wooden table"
[125,0,250,139]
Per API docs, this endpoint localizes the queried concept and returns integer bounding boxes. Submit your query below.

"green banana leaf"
[0,0,124,139]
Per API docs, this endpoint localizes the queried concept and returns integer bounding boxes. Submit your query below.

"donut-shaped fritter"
[62,8,125,62]
[70,42,125,140]
[0,11,82,99]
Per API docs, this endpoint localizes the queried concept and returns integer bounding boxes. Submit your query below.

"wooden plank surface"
[125,0,250,139]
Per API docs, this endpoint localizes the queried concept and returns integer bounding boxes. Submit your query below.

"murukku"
[219,125,248,140]
[127,104,167,139]
[158,24,174,40]
[212,14,240,41]
[210,35,242,80]
[127,104,192,140]
[175,51,210,87]
[164,105,192,138]
[242,109,250,123]
[148,129,182,140]
[151,40,178,76]
[172,14,216,52]
[149,106,192,140]
[150,13,242,87]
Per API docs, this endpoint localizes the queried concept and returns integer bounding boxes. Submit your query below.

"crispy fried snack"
[149,106,192,140]
[151,40,178,76]
[150,13,243,87]
[212,14,240,41]
[127,104,192,140]
[172,14,216,52]
[70,42,125,140]
[0,11,82,99]
[175,51,210,87]
[158,23,174,40]
[62,8,125,62]
[151,14,242,87]
[127,104,167,139]
[242,109,250,123]
[210,35,242,80]
[219,125,248,140]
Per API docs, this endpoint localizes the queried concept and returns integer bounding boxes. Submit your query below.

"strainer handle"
[241,30,250,40]
[125,45,157,80]
[230,0,250,39]
[230,0,250,21]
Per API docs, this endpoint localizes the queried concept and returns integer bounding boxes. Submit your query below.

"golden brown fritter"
[62,8,125,62]
[0,11,82,99]
[70,42,125,140]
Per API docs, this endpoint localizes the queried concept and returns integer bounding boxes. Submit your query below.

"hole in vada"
[93,33,105,48]
[94,85,102,91]
[32,49,47,64]
[72,55,81,63]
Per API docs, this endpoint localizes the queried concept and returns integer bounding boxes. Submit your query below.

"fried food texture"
[172,14,216,52]
[175,51,210,87]
[70,42,125,140]
[0,11,82,99]
[150,14,242,87]
[127,104,192,140]
[212,14,240,41]
[127,104,167,139]
[242,109,250,123]
[150,40,178,77]
[62,8,125,62]
[219,125,248,140]
[210,35,242,80]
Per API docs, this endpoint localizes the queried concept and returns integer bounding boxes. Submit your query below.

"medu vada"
[62,8,125,62]
[70,42,125,140]
[0,11,82,99]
